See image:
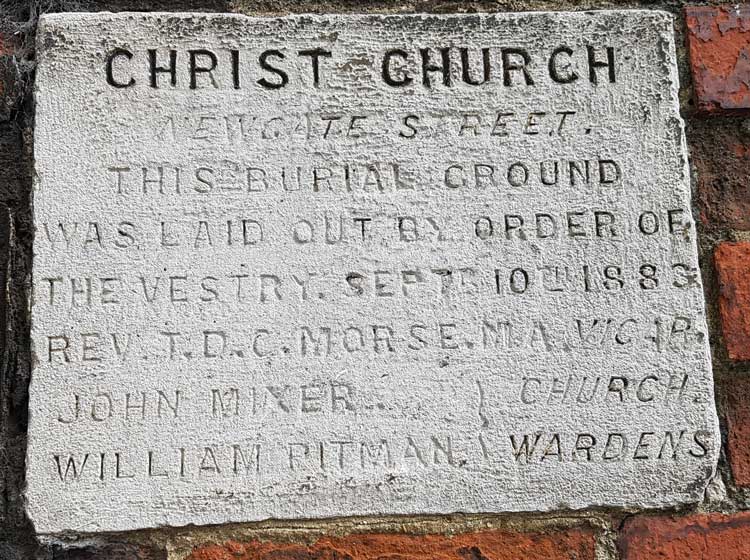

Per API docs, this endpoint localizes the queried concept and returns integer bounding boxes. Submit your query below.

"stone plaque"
[28,11,719,533]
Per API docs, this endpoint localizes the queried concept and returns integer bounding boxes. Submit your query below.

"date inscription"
[27,11,718,533]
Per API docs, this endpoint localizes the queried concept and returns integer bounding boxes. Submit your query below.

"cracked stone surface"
[27,11,719,533]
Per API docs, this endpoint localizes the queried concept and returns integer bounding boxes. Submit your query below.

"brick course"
[620,512,750,559]
[715,242,750,360]
[185,530,598,560]
[690,120,750,229]
[724,375,750,486]
[686,5,750,114]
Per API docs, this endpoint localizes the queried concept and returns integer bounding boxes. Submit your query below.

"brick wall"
[3,1,750,558]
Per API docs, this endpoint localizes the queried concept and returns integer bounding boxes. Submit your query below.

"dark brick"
[689,118,750,229]
[725,375,750,486]
[51,542,167,560]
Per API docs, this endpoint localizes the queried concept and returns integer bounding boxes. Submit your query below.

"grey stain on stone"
[26,10,718,535]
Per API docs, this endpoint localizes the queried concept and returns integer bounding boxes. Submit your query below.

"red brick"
[686,5,750,114]
[715,242,750,360]
[725,376,750,485]
[619,512,750,559]
[185,529,597,560]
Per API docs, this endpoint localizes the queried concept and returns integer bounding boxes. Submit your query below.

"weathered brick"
[690,119,750,229]
[715,242,750,360]
[686,5,750,114]
[619,512,750,559]
[185,530,597,560]
[724,376,750,486]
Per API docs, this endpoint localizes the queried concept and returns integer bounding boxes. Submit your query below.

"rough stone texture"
[685,4,750,114]
[27,10,718,534]
[725,375,750,486]
[230,0,688,14]
[184,530,597,560]
[715,242,750,360]
[619,512,750,559]
[40,0,232,11]
[690,118,750,230]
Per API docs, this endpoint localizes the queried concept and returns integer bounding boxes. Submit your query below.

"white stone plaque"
[28,11,719,533]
